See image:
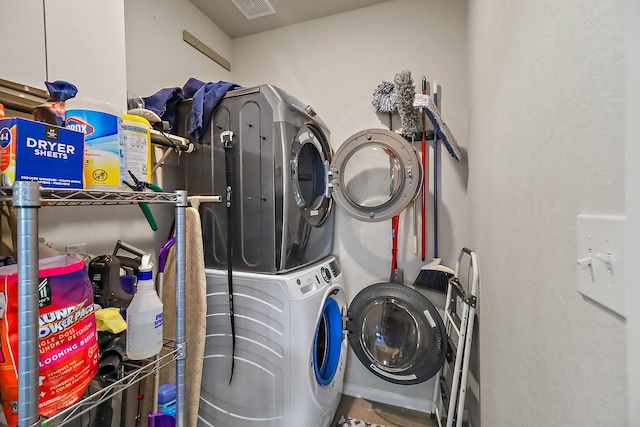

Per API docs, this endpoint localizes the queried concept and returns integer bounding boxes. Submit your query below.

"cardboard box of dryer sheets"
[0,117,84,189]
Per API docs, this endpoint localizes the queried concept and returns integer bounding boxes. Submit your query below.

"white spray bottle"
[126,253,163,360]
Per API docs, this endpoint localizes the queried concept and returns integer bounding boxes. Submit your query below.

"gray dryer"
[178,84,334,274]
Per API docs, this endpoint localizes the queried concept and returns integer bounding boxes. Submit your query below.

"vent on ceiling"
[230,0,276,19]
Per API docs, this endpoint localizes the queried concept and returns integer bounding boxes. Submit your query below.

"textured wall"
[468,1,626,426]
[626,0,640,424]
[125,0,232,99]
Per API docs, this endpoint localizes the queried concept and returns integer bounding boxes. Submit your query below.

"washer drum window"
[347,282,447,385]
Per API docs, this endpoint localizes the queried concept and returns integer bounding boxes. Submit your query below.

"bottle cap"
[158,383,176,404]
[138,253,153,281]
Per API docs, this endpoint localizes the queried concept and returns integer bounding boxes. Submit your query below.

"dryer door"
[329,128,422,222]
[290,123,333,227]
[346,282,446,385]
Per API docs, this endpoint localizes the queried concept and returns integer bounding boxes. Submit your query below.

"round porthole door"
[328,128,422,222]
[346,282,446,385]
[290,124,333,227]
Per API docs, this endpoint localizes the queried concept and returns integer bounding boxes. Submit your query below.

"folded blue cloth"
[142,87,185,132]
[183,78,242,140]
[141,79,241,140]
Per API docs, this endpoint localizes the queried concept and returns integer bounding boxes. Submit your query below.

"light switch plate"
[576,214,626,317]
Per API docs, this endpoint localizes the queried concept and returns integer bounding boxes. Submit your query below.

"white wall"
[233,0,469,413]
[469,1,626,426]
[626,0,640,424]
[125,0,232,99]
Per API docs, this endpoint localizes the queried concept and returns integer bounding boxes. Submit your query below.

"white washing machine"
[197,255,449,427]
[197,256,347,427]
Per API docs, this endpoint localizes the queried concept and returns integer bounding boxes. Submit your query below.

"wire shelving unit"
[4,181,188,427]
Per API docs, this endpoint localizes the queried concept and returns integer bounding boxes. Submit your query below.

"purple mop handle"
[158,237,177,273]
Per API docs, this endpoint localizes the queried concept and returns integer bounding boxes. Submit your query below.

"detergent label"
[65,117,95,137]
[154,312,163,329]
[39,277,52,308]
[0,118,84,189]
[65,110,124,189]
[0,125,15,174]
[0,255,99,425]
[0,126,12,148]
[122,121,151,183]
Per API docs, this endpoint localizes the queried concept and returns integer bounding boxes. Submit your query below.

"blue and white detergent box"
[0,117,84,189]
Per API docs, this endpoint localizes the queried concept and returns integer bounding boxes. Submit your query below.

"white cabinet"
[0,0,127,109]
[44,0,128,110]
[0,0,47,89]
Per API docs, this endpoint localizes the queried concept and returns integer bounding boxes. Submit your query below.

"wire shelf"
[0,187,180,206]
[43,340,180,427]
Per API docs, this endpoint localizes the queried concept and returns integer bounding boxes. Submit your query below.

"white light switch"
[576,214,626,317]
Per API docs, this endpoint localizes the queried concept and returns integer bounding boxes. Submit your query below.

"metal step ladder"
[431,247,479,427]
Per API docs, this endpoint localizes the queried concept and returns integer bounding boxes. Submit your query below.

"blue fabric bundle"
[142,78,241,140]
[142,86,185,133]
[182,78,242,140]
[45,80,78,102]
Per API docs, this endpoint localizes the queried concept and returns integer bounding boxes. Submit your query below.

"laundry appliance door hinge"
[342,309,352,339]
[324,160,338,198]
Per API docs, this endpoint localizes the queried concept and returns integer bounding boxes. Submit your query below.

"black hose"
[222,131,236,384]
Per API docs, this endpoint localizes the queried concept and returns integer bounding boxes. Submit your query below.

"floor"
[330,395,438,427]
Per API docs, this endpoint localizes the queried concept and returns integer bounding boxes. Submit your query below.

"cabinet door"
[0,0,47,89]
[44,0,127,109]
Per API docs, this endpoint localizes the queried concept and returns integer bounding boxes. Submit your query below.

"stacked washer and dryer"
[180,85,447,427]
[180,85,345,427]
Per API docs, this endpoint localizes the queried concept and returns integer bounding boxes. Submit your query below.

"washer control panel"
[289,258,340,298]
[321,267,332,283]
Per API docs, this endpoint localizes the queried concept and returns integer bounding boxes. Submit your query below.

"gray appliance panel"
[180,85,333,274]
[182,92,280,271]
[229,84,330,136]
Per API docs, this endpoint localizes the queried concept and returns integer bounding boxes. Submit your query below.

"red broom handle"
[391,215,399,271]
